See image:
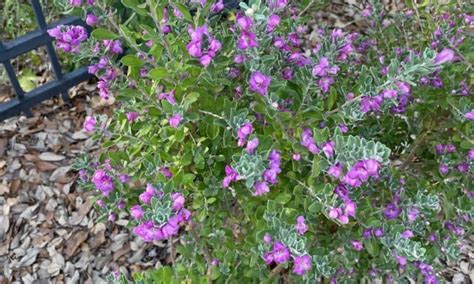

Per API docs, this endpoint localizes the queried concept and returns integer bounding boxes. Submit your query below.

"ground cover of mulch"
[0,85,173,283]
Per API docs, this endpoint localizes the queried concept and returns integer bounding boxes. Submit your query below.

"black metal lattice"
[0,0,91,121]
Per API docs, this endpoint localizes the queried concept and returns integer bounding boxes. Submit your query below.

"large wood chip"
[64,230,89,260]
[39,152,65,162]
[35,161,58,172]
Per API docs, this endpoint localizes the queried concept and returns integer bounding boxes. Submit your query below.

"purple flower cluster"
[312,57,340,93]
[69,0,94,6]
[343,159,381,188]
[222,165,239,188]
[83,116,97,132]
[47,25,88,53]
[236,122,253,146]
[132,187,191,242]
[300,128,320,154]
[249,71,271,96]
[158,89,177,105]
[328,184,357,224]
[413,262,439,284]
[262,235,312,276]
[92,169,114,196]
[295,216,308,235]
[186,25,221,67]
[236,13,257,50]
[254,150,282,196]
[87,40,123,100]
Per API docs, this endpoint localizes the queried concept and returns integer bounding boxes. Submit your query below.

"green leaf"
[174,3,193,22]
[326,87,338,110]
[149,68,169,80]
[182,173,196,184]
[18,70,37,92]
[91,28,119,40]
[121,0,148,15]
[121,55,145,67]
[274,193,292,204]
[311,156,322,178]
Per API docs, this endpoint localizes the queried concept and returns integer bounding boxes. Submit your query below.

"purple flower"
[236,13,253,30]
[339,123,349,133]
[373,227,384,238]
[210,0,224,13]
[119,174,130,183]
[360,95,384,113]
[395,255,407,267]
[245,137,259,154]
[407,208,419,223]
[434,48,456,65]
[223,165,238,188]
[438,163,449,175]
[103,40,123,54]
[266,14,280,32]
[465,111,474,120]
[126,111,139,122]
[292,153,301,161]
[169,113,182,128]
[350,240,364,251]
[237,31,258,49]
[322,141,335,158]
[401,229,414,239]
[295,216,308,235]
[139,184,156,204]
[312,57,329,77]
[96,199,105,207]
[234,54,246,64]
[48,25,88,53]
[92,170,114,196]
[327,163,343,178]
[249,71,271,96]
[85,14,98,26]
[108,212,116,223]
[263,233,272,243]
[384,202,402,220]
[172,193,185,211]
[158,89,177,105]
[318,77,335,93]
[281,67,293,80]
[293,255,312,275]
[263,252,274,265]
[160,167,173,179]
[467,148,474,160]
[272,242,290,264]
[130,205,144,220]
[362,228,372,239]
[237,123,253,146]
[69,0,82,6]
[253,181,270,196]
[83,116,96,132]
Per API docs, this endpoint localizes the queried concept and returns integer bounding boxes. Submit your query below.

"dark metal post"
[30,0,69,102]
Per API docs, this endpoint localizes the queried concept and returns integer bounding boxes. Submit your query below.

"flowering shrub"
[64,0,474,282]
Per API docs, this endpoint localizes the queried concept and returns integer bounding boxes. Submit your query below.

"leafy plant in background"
[61,0,474,282]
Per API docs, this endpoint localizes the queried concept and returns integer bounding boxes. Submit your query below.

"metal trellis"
[0,0,91,121]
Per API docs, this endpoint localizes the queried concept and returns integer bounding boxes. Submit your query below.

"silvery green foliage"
[311,255,336,279]
[413,192,440,212]
[393,234,427,261]
[443,238,461,261]
[227,108,250,130]
[263,213,308,256]
[145,195,173,224]
[358,49,436,96]
[233,152,266,188]
[334,135,391,167]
